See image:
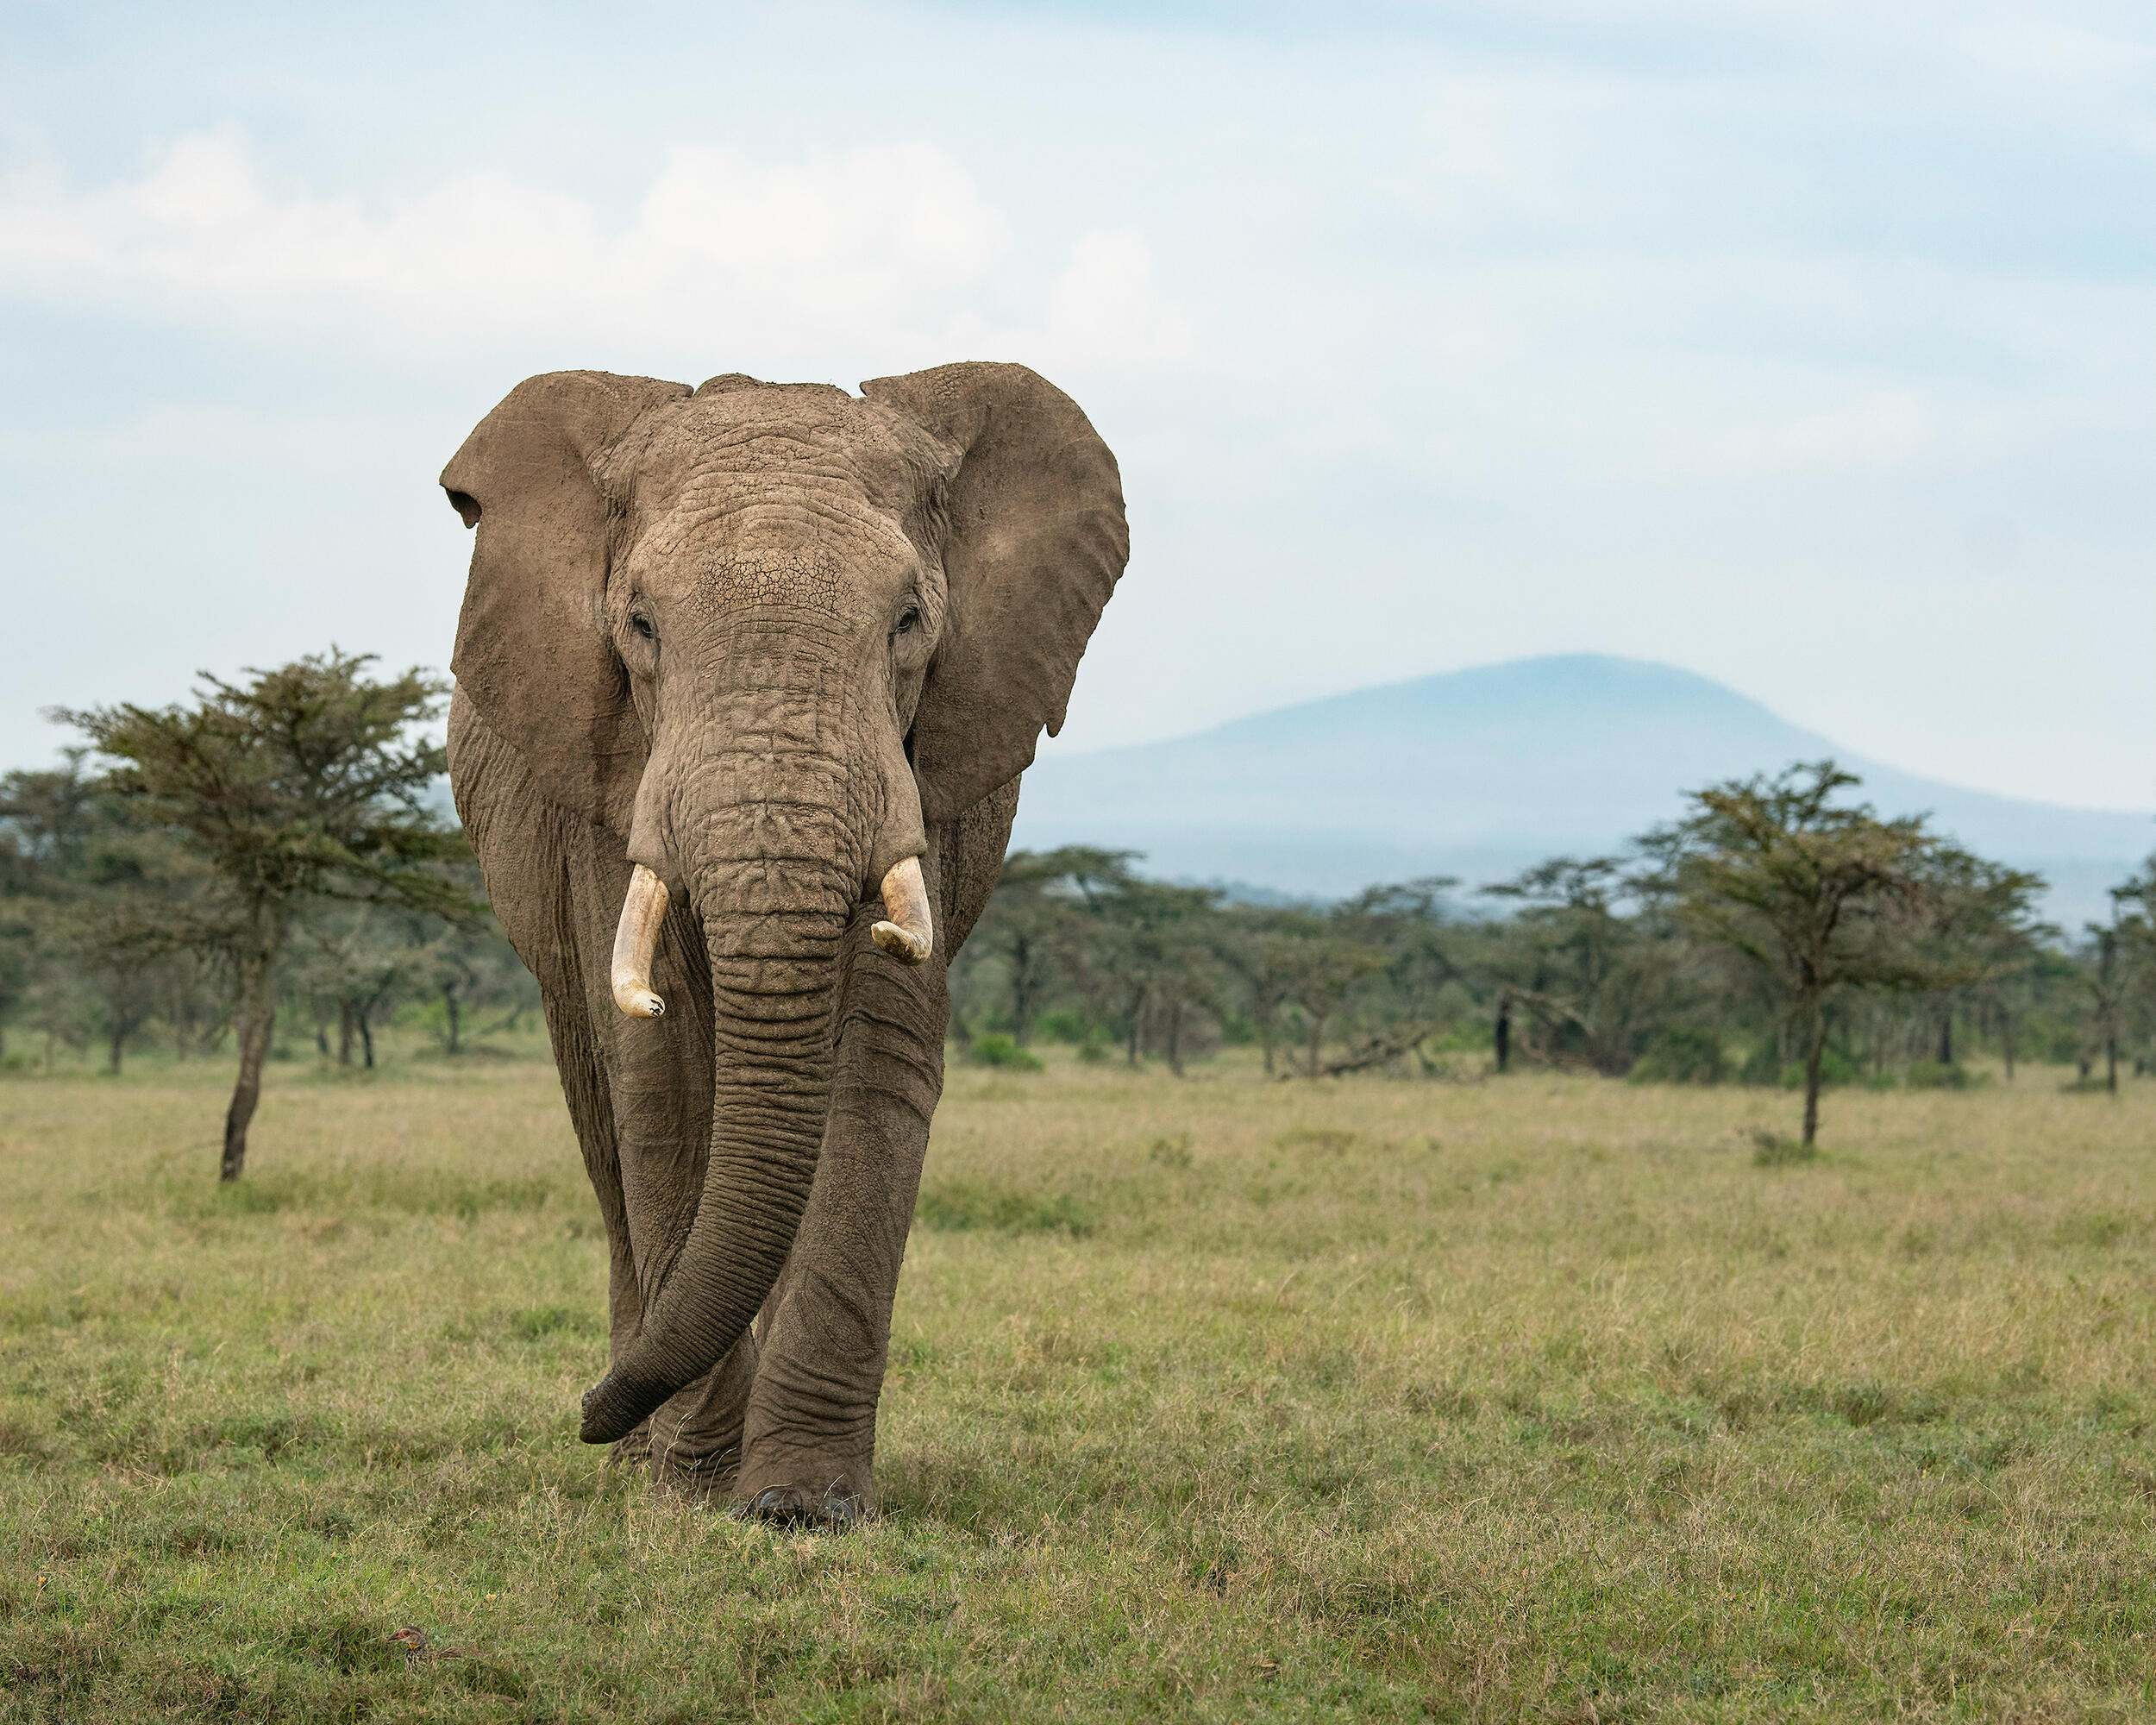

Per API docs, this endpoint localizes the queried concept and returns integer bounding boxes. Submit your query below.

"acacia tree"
[2109,858,2156,1078]
[0,753,188,1070]
[297,906,423,1070]
[0,759,94,1061]
[1122,880,1225,1075]
[975,846,1135,1044]
[1075,872,1220,1070]
[57,652,472,1179]
[1902,844,2049,1073]
[1281,919,1387,1077]
[2078,888,2152,1095]
[1479,856,1691,1076]
[1212,905,1313,1076]
[1643,762,1935,1147]
[1308,878,1461,1075]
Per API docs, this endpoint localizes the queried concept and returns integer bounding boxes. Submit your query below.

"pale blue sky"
[3,0,2152,809]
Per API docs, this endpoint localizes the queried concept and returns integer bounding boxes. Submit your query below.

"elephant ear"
[440,370,690,833]
[860,362,1129,824]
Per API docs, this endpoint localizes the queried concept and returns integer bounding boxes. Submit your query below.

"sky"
[3,0,2152,811]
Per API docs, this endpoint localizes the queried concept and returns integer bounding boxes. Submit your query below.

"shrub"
[1275,1126,1359,1155]
[1147,1133,1194,1170]
[1903,1062,1985,1090]
[1628,1027,1727,1086]
[1033,1008,1092,1044]
[1739,1043,1866,1090]
[918,1178,1092,1235]
[1075,1029,1112,1064]
[1749,1128,1818,1168]
[967,1032,1043,1072]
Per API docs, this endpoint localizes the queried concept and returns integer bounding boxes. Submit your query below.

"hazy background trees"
[4,645,2149,1170]
[948,763,2153,1145]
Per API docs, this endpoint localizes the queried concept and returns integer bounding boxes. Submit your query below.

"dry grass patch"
[3,1038,2153,1719]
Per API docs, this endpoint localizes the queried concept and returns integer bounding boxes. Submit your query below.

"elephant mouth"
[608,855,933,1021]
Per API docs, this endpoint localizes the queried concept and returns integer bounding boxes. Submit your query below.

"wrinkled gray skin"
[441,364,1126,1526]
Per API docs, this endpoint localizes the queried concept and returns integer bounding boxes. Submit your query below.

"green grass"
[3,1039,2154,1720]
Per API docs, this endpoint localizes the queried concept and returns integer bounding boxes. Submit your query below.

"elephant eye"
[893,604,921,637]
[629,612,657,642]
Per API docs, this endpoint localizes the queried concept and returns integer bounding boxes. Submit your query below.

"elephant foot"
[734,1483,868,1532]
[732,1434,874,1531]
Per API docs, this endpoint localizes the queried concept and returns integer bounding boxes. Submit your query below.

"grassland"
[1,1038,2153,1722]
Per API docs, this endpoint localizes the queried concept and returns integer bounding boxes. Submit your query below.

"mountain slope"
[1013,656,2152,927]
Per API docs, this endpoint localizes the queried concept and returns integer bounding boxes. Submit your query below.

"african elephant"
[440,363,1126,1526]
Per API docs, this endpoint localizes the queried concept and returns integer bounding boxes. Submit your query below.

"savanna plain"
[2,1040,2152,1722]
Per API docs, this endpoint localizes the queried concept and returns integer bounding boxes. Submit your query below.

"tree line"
[4,656,2151,1170]
[950,762,2156,1146]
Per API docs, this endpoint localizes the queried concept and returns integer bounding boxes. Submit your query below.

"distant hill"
[1014,655,2153,929]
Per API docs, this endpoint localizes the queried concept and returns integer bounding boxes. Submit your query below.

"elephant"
[438,362,1127,1527]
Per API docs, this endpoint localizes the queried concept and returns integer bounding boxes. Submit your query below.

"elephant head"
[440,364,1126,1445]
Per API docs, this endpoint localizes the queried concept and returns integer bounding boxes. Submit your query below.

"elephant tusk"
[871,856,933,965]
[610,863,670,1018]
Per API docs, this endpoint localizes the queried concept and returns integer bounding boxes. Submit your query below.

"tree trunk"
[1010,937,1036,1046]
[222,951,277,1182]
[359,1009,375,1070]
[1259,1005,1275,1077]
[338,1000,355,1066]
[1936,1007,1952,1068]
[1494,996,1512,1075]
[108,1023,124,1076]
[1800,992,1825,1148]
[443,982,462,1056]
[2106,1034,2118,1095]
[1307,1007,1326,1078]
[1166,997,1185,1077]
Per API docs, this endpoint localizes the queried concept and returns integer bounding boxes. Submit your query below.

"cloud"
[0,129,1187,377]
[1664,389,1938,480]
[1042,230,1192,366]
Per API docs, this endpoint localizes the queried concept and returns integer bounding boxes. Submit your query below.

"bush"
[1739,1043,1868,1089]
[918,1178,1091,1235]
[1904,1061,1986,1090]
[967,1032,1043,1072]
[2045,1030,2086,1064]
[1032,1008,1092,1044]
[1075,1028,1112,1064]
[1628,1027,1727,1086]
[1749,1128,1818,1168]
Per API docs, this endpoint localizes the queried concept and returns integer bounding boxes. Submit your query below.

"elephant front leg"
[734,935,944,1527]
[642,1336,759,1502]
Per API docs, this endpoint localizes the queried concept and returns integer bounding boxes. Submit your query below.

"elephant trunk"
[580,818,856,1446]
